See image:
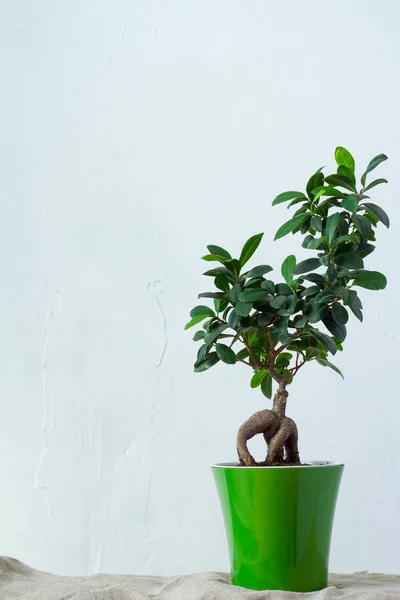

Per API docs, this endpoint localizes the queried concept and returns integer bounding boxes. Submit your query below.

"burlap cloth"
[1,557,400,599]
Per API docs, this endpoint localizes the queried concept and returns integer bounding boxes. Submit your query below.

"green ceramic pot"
[212,461,344,592]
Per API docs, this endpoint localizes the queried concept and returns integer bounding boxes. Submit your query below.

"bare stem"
[241,335,262,369]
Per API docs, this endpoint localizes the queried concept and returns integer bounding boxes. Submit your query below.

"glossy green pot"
[212,462,343,592]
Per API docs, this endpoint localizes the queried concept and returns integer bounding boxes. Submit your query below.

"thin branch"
[289,359,306,376]
[241,335,262,369]
[238,359,252,367]
[273,342,291,359]
[266,327,275,354]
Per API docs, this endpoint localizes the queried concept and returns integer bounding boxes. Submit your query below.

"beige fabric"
[1,557,400,599]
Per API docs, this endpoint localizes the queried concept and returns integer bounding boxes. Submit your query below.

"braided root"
[236,409,300,466]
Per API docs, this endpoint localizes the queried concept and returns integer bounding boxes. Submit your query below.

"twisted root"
[236,409,300,466]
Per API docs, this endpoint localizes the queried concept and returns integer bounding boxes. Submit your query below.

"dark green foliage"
[216,344,236,364]
[261,374,273,399]
[186,147,389,398]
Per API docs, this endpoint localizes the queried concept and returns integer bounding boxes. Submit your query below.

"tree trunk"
[236,382,301,466]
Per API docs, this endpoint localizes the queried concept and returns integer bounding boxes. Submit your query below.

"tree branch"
[241,335,262,369]
[289,359,306,376]
[238,359,252,367]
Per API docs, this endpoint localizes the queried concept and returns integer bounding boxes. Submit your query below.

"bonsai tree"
[185,147,389,466]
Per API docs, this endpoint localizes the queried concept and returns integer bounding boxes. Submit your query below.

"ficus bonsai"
[185,147,389,466]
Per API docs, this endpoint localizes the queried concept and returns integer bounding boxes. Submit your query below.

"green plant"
[185,148,389,466]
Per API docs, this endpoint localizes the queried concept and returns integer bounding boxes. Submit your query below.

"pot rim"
[212,460,344,469]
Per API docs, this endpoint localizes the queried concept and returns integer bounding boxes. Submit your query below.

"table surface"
[1,557,400,599]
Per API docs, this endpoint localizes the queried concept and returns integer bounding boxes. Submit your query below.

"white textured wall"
[1,0,400,578]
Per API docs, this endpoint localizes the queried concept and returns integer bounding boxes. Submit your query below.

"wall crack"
[34,283,62,543]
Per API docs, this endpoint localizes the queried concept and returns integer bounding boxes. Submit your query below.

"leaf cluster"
[185,148,389,398]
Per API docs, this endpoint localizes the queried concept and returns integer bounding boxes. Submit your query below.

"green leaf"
[214,274,230,292]
[236,348,250,361]
[307,237,327,250]
[363,178,388,192]
[239,233,264,267]
[228,310,241,328]
[303,273,325,286]
[333,337,344,351]
[238,289,267,302]
[341,288,360,306]
[215,343,236,365]
[352,214,372,240]
[326,213,341,243]
[278,294,297,316]
[361,154,388,186]
[335,252,364,269]
[235,301,253,317]
[214,299,228,313]
[257,313,274,326]
[202,254,228,263]
[282,370,293,384]
[332,303,349,326]
[292,258,321,275]
[275,283,292,296]
[305,347,320,360]
[338,165,356,183]
[204,324,229,344]
[196,344,211,363]
[323,313,347,341]
[276,352,293,369]
[244,277,264,288]
[293,315,308,328]
[324,174,357,192]
[281,255,296,285]
[309,330,337,355]
[311,185,344,198]
[288,197,308,208]
[193,330,206,341]
[299,215,311,234]
[261,279,276,294]
[225,283,240,303]
[245,265,273,278]
[202,318,215,332]
[325,264,337,283]
[353,271,387,290]
[362,203,390,228]
[270,295,287,309]
[349,304,363,322]
[272,191,306,206]
[313,289,337,305]
[207,245,232,259]
[307,171,324,199]
[198,292,226,300]
[250,369,268,388]
[225,259,242,279]
[196,343,211,363]
[203,266,235,281]
[335,146,355,172]
[310,215,322,232]
[185,315,209,330]
[335,234,358,246]
[261,373,273,399]
[341,195,358,213]
[300,286,320,298]
[316,358,344,379]
[194,352,220,373]
[190,305,215,319]
[274,214,309,241]
[358,244,375,259]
